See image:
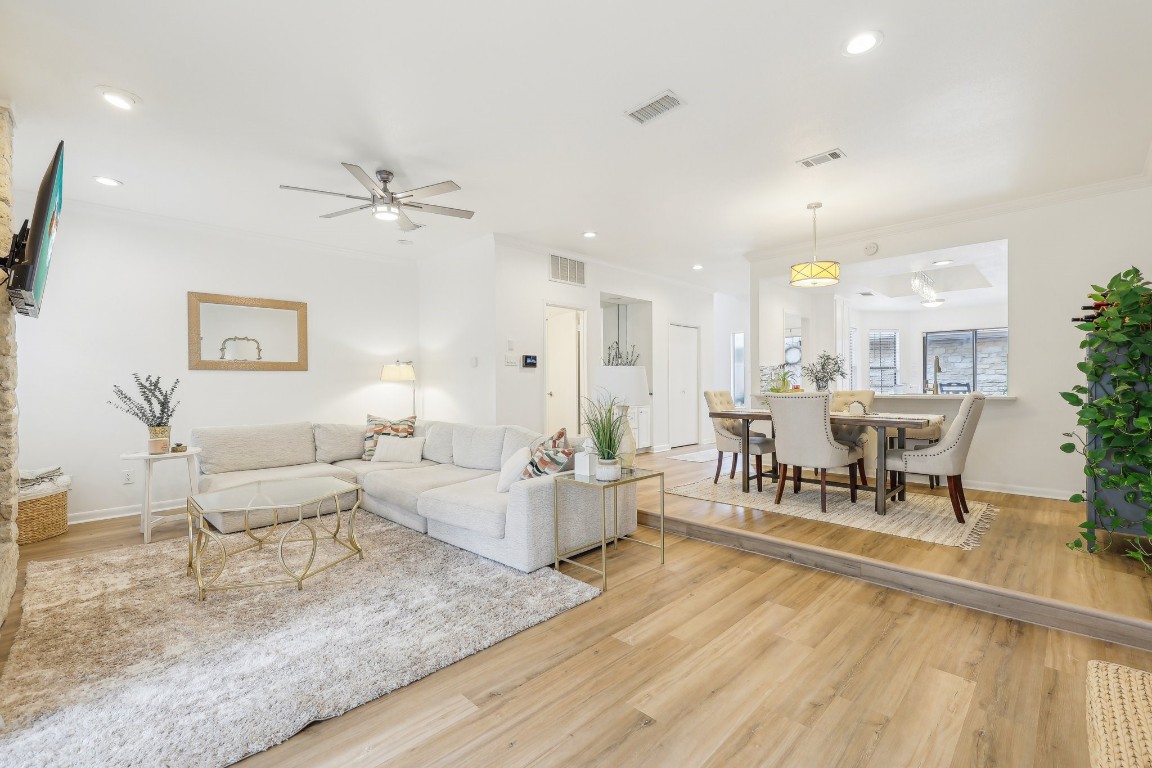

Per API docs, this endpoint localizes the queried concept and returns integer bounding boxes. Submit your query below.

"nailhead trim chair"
[762,392,863,513]
[829,389,874,487]
[704,391,774,491]
[885,393,986,523]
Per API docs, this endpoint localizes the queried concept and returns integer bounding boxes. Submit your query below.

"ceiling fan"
[280,163,474,231]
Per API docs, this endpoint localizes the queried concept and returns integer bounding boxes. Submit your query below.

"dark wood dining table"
[707,408,940,515]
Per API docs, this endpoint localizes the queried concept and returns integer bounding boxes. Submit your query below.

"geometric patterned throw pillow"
[362,414,416,460]
[542,427,567,450]
[520,444,575,480]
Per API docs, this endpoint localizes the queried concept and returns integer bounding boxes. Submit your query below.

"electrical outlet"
[122,470,135,485]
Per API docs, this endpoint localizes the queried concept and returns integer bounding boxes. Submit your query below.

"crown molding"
[745,174,1152,263]
[493,233,722,296]
[16,194,419,268]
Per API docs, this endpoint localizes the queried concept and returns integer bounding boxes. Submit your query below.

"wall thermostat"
[522,355,538,368]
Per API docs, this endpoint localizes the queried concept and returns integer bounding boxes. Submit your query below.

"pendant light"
[790,202,840,287]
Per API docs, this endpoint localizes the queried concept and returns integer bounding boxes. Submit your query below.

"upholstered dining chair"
[829,389,875,486]
[885,392,986,523]
[888,421,945,488]
[704,390,774,491]
[762,393,863,513]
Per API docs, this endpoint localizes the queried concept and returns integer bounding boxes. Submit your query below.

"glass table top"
[556,467,663,488]
[191,476,359,513]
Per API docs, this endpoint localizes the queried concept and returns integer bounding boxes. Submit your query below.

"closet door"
[668,324,700,448]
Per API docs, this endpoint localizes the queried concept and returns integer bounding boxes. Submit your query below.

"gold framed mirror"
[187,292,308,371]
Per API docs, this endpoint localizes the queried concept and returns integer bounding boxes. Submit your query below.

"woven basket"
[17,490,69,545]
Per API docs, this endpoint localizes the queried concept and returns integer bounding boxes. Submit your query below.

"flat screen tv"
[5,140,63,318]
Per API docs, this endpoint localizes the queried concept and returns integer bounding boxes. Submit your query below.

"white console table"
[120,447,201,543]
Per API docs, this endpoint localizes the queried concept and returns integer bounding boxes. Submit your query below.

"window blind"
[868,330,899,393]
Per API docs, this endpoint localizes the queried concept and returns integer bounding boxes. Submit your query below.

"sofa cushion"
[501,425,544,465]
[418,475,508,539]
[196,462,356,494]
[361,464,493,514]
[192,422,316,475]
[314,423,365,463]
[372,436,426,463]
[451,425,506,471]
[363,415,416,460]
[331,458,437,483]
[521,445,575,480]
[416,420,455,464]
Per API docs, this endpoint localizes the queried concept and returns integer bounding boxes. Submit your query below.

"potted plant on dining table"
[802,352,848,392]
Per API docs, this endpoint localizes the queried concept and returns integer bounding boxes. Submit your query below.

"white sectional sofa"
[189,419,637,573]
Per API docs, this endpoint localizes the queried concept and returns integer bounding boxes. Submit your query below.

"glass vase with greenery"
[802,352,847,392]
[1061,266,1152,571]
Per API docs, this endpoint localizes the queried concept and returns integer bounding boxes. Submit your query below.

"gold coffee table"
[186,476,363,601]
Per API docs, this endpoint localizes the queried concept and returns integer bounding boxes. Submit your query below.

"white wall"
[712,292,748,403]
[422,237,725,451]
[749,180,1152,498]
[14,200,421,517]
[416,235,498,424]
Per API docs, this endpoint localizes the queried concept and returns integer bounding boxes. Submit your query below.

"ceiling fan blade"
[402,201,474,219]
[394,180,460,201]
[320,203,374,219]
[396,207,422,231]
[280,184,371,201]
[342,163,386,197]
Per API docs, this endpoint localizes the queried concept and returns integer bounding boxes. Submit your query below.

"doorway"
[668,323,700,447]
[544,306,585,437]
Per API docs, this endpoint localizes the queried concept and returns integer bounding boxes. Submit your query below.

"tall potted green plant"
[109,374,181,454]
[1061,267,1152,570]
[582,394,627,481]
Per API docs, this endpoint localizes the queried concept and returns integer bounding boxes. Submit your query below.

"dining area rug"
[667,476,997,550]
[0,516,600,767]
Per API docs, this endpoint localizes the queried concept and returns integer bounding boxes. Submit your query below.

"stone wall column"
[0,104,18,627]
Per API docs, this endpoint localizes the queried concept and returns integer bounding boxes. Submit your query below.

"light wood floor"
[3,498,1151,766]
[638,446,1152,623]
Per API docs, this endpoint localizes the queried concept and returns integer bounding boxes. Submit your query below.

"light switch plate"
[504,355,518,366]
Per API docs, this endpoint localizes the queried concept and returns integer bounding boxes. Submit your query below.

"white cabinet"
[628,405,652,450]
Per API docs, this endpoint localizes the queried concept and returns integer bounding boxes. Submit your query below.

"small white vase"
[595,458,622,482]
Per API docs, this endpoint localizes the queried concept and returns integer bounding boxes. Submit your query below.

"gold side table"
[553,468,664,590]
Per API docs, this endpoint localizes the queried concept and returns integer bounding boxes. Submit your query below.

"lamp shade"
[596,365,650,406]
[790,260,840,287]
[380,362,416,382]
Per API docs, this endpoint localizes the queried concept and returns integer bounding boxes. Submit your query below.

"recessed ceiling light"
[692,264,703,271]
[932,259,954,266]
[98,86,140,110]
[583,231,597,238]
[396,239,413,245]
[843,31,883,56]
[93,176,123,186]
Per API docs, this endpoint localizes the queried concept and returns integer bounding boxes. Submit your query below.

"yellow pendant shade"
[790,260,841,287]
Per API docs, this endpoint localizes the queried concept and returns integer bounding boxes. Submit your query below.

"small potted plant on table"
[802,352,847,392]
[583,394,627,481]
[109,374,181,454]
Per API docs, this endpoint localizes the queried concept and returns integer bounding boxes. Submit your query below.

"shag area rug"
[668,476,997,549]
[1086,660,1152,767]
[0,515,599,767]
[669,448,720,463]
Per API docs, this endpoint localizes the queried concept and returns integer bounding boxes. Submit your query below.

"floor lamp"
[381,361,417,415]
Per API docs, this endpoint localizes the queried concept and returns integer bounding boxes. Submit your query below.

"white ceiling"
[837,239,1008,310]
[2,0,1150,294]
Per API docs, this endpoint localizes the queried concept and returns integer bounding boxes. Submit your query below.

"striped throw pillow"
[520,445,575,480]
[363,414,416,460]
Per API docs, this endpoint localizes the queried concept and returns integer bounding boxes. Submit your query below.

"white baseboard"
[69,498,186,525]
[958,480,1073,501]
[653,444,672,453]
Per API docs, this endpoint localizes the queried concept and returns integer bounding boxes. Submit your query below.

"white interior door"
[668,324,700,448]
[545,307,582,437]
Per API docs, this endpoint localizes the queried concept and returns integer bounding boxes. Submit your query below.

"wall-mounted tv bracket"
[0,221,29,284]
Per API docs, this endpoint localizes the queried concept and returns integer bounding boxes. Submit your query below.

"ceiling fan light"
[374,204,399,221]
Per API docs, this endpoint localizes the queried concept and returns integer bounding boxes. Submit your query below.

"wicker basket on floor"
[17,489,69,544]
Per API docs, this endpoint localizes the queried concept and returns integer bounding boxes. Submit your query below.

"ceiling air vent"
[626,90,682,125]
[858,291,875,297]
[797,148,846,168]
[550,254,586,286]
